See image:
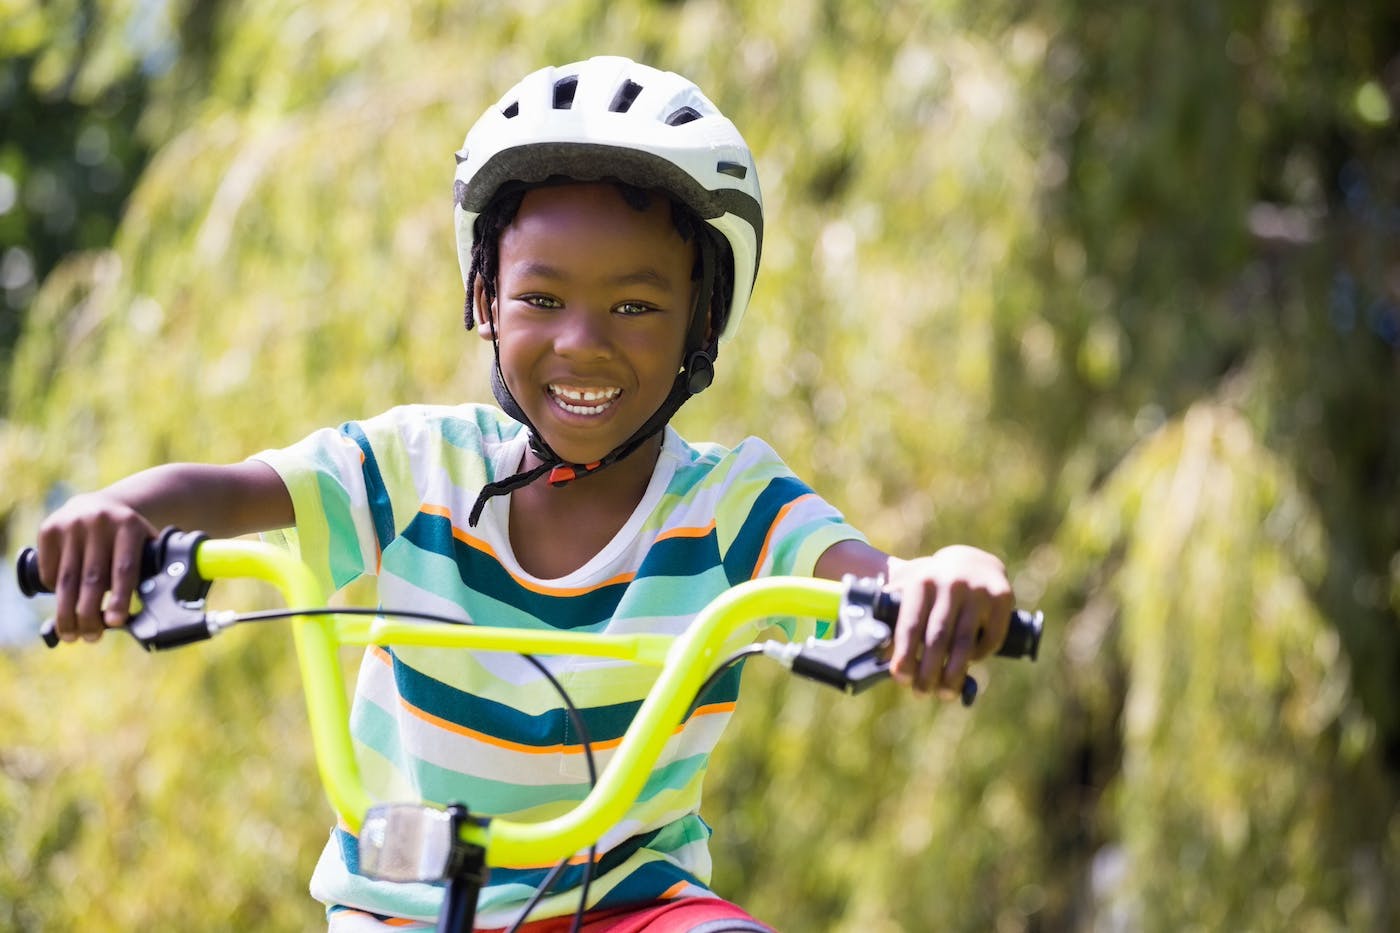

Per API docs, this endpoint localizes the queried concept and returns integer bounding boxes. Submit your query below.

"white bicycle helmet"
[452,55,763,339]
[454,57,765,524]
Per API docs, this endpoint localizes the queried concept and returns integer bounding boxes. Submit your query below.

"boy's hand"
[30,460,291,644]
[36,493,158,643]
[886,546,1013,699]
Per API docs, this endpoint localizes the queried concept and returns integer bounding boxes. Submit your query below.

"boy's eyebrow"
[513,261,676,290]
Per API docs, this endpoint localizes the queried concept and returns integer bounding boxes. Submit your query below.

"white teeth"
[549,385,620,415]
[550,385,620,402]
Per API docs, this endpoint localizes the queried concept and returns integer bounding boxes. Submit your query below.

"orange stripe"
[690,701,737,718]
[331,909,426,928]
[655,519,717,542]
[750,493,817,579]
[401,697,628,754]
[417,503,636,595]
[660,881,690,899]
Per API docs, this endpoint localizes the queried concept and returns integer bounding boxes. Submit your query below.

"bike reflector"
[359,803,457,883]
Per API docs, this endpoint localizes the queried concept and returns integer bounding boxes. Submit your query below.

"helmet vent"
[665,106,701,126]
[609,80,644,113]
[553,76,578,110]
[716,161,748,179]
[501,101,519,118]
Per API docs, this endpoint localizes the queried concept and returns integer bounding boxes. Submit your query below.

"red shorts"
[330,898,774,932]
[485,898,774,932]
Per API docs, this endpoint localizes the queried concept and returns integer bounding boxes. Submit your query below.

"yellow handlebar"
[193,539,842,866]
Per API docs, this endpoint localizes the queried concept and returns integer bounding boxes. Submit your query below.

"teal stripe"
[380,640,735,749]
[594,856,706,909]
[487,827,664,892]
[661,446,723,497]
[383,646,665,747]
[402,512,629,630]
[380,536,474,608]
[438,408,497,450]
[384,646,575,748]
[647,813,713,853]
[722,475,815,582]
[610,566,732,618]
[351,694,412,779]
[637,752,709,802]
[384,528,543,630]
[636,528,722,579]
[416,760,580,814]
[313,470,367,587]
[340,420,397,552]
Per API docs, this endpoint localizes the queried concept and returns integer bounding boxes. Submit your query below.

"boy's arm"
[35,461,294,644]
[815,539,1013,700]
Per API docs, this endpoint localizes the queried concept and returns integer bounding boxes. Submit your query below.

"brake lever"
[787,575,1043,706]
[20,527,215,650]
[789,575,896,695]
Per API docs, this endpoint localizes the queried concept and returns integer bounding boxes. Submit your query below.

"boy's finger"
[889,579,931,686]
[940,597,984,695]
[106,523,147,626]
[918,581,960,695]
[75,535,114,642]
[52,533,84,642]
[35,526,61,594]
[974,587,1014,659]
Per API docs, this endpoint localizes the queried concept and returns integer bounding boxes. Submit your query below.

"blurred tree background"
[1,0,1396,929]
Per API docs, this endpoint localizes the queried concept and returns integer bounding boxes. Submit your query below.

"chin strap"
[467,237,718,527]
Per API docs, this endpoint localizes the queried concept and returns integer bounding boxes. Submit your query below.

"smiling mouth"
[548,384,622,416]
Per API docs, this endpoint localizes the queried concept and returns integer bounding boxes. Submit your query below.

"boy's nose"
[553,308,613,359]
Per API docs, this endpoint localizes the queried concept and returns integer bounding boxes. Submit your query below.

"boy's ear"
[473,278,496,339]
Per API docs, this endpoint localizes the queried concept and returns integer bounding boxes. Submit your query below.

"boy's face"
[482,183,696,466]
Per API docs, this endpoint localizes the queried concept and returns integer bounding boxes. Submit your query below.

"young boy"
[35,57,1013,931]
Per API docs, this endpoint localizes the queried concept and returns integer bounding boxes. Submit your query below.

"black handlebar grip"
[999,609,1043,661]
[16,547,46,598]
[17,540,169,648]
[17,540,166,600]
[16,548,62,647]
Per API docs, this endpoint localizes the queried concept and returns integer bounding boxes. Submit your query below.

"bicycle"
[17,527,1042,933]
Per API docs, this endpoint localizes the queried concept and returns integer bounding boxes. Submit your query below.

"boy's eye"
[615,301,657,316]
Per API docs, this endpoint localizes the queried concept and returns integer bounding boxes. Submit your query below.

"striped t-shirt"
[254,403,864,927]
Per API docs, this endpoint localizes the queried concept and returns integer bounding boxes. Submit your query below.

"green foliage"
[1058,404,1391,929]
[0,614,326,931]
[2,0,1396,930]
[0,0,156,401]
